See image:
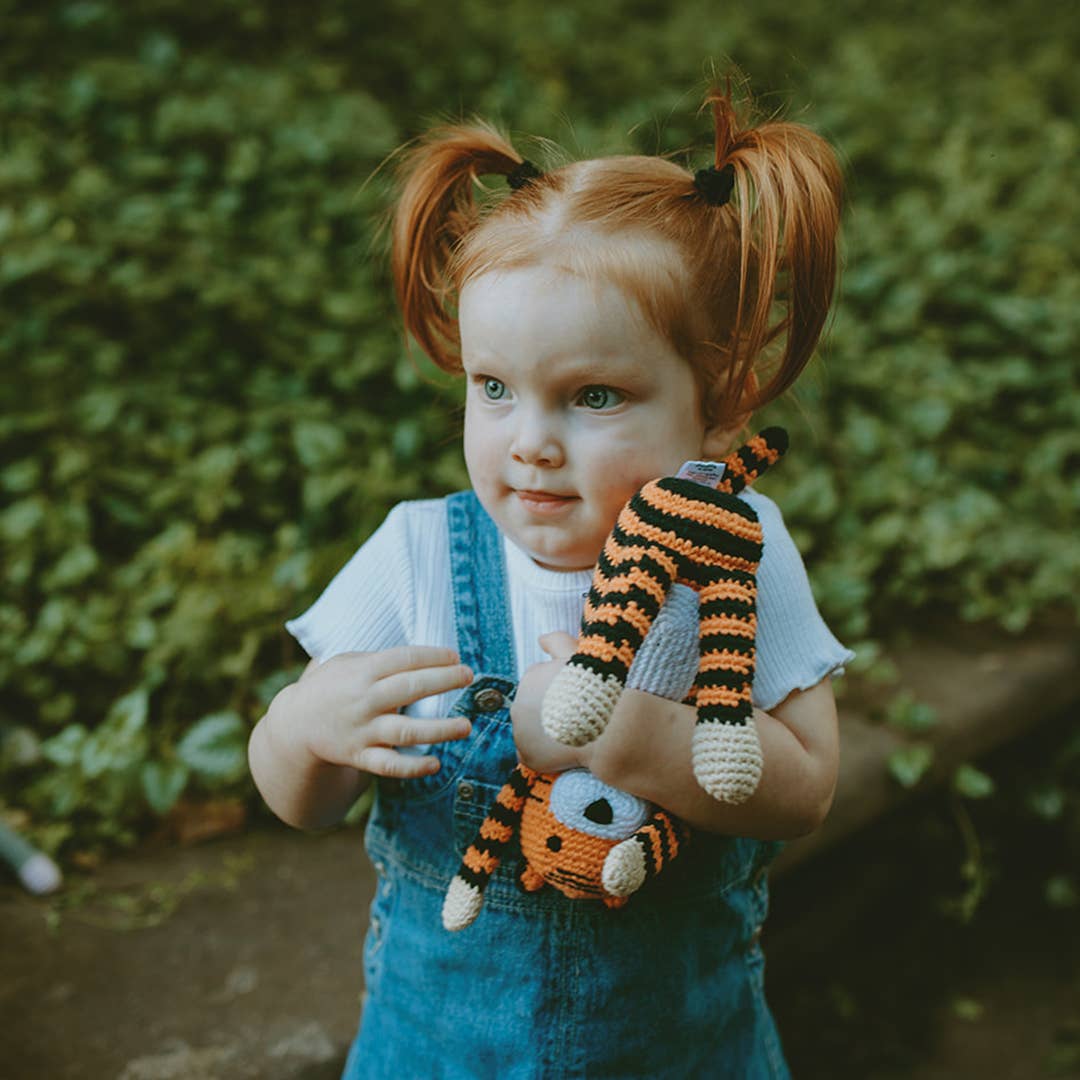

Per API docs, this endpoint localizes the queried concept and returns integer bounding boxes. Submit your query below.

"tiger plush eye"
[548,770,648,840]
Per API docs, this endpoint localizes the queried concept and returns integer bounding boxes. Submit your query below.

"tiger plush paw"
[541,662,622,746]
[691,720,764,804]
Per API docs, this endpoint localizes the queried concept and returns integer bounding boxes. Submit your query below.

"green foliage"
[888,744,935,789]
[952,764,995,801]
[883,692,938,734]
[2,0,1077,851]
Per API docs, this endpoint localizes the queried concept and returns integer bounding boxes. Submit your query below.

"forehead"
[458,264,672,372]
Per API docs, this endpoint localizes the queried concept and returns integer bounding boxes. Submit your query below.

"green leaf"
[887,744,935,789]
[40,724,89,767]
[106,687,150,735]
[292,419,346,468]
[950,997,984,1022]
[176,712,248,783]
[1044,875,1078,910]
[141,760,190,814]
[1026,784,1066,821]
[884,692,938,733]
[952,764,995,800]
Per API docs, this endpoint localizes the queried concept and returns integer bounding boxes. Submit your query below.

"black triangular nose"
[584,798,613,825]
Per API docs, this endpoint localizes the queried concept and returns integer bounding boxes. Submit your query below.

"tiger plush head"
[442,765,688,931]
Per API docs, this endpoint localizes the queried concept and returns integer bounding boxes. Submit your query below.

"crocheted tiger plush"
[443,429,786,930]
[442,763,689,931]
[542,427,788,804]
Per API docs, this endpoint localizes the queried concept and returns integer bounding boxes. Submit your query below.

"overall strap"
[445,490,517,678]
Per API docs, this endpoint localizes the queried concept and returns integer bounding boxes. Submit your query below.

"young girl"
[249,85,852,1079]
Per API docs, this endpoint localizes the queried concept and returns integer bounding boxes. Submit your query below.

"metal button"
[457,780,475,801]
[473,688,505,712]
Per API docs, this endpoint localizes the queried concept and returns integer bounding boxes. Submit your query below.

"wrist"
[264,681,320,768]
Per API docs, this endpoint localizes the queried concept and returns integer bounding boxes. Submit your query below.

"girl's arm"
[511,634,839,839]
[584,682,839,839]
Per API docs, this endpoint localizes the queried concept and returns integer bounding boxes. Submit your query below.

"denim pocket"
[362,872,396,997]
[386,676,516,804]
[452,777,506,855]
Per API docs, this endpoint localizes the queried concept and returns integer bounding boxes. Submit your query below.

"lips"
[515,489,578,513]
[517,490,574,502]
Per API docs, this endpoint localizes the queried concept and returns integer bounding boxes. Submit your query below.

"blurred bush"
[1,0,1076,852]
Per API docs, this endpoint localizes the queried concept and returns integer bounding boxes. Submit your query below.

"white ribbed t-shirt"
[286,488,853,716]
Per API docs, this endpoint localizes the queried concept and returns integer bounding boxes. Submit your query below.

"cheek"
[583,435,674,502]
[462,409,494,479]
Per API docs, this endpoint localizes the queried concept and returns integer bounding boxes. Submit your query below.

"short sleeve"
[740,489,855,711]
[285,503,414,662]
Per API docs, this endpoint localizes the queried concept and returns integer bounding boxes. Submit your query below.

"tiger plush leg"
[442,764,537,931]
[542,495,679,746]
[602,808,691,898]
[688,555,764,803]
[686,426,785,801]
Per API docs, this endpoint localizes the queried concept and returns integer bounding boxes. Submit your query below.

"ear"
[700,420,744,460]
[700,370,758,459]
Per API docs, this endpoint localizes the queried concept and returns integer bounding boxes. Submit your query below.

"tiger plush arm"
[542,428,788,804]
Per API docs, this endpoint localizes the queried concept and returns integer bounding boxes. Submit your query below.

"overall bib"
[344,491,791,1080]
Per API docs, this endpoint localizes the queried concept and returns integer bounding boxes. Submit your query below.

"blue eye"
[580,386,622,410]
[482,378,506,401]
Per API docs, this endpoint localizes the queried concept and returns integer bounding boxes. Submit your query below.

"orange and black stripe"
[629,809,690,881]
[572,427,787,728]
[452,764,536,896]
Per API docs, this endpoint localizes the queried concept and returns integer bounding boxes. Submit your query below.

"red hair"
[391,88,843,427]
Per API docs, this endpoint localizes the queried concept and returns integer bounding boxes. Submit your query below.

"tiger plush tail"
[541,427,788,803]
[441,764,537,931]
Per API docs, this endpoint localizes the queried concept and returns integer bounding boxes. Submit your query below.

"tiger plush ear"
[601,807,691,899]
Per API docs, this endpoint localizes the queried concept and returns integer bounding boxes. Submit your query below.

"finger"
[370,714,472,748]
[538,632,578,661]
[359,646,463,681]
[353,745,443,779]
[369,664,474,713]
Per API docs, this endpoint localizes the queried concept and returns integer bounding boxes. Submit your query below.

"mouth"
[515,490,579,514]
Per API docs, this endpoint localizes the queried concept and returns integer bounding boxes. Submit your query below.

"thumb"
[538,632,578,661]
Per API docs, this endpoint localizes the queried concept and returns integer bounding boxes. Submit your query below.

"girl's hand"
[510,632,586,774]
[270,647,475,780]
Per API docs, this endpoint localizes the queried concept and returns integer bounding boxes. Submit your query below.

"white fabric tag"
[675,459,726,489]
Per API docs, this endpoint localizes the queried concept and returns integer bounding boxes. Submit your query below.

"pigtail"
[704,89,844,411]
[391,124,531,371]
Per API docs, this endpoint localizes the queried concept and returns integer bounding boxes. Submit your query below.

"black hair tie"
[693,163,735,207]
[507,159,543,190]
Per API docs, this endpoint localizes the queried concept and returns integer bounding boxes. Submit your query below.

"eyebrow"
[461,342,653,389]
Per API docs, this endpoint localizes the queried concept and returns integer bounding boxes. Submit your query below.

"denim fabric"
[344,490,791,1079]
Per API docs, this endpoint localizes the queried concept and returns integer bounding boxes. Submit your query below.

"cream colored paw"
[602,839,647,898]
[692,722,764,804]
[541,663,624,747]
[442,876,484,932]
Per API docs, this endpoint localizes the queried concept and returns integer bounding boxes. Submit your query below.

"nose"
[510,408,564,468]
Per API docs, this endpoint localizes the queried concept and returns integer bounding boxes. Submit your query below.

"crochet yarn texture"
[541,428,788,803]
[442,765,689,931]
[442,589,702,932]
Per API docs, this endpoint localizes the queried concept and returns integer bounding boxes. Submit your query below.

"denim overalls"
[343,491,791,1080]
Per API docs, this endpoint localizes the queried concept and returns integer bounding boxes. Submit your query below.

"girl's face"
[459,265,728,571]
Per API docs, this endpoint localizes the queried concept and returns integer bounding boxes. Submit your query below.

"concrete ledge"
[776,624,1080,875]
